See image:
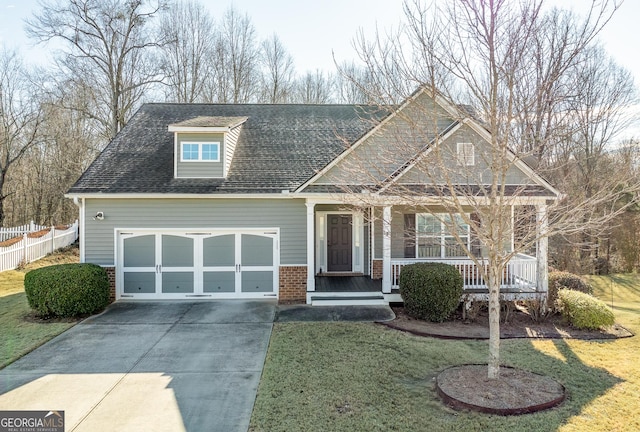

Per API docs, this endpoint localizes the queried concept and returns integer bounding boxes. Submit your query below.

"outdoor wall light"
[93,212,105,221]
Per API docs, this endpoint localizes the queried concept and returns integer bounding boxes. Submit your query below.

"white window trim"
[456,142,475,166]
[180,141,221,162]
[416,213,470,258]
[315,210,365,274]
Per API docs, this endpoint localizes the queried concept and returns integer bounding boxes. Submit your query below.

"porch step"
[310,292,387,306]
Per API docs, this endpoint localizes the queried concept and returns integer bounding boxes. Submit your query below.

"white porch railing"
[391,254,538,291]
[0,221,79,272]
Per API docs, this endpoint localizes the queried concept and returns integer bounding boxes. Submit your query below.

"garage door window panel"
[203,235,235,267]
[241,234,273,266]
[204,271,235,293]
[162,235,194,267]
[124,235,155,267]
[124,272,156,294]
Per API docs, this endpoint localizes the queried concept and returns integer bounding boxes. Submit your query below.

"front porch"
[310,256,540,305]
[304,201,549,305]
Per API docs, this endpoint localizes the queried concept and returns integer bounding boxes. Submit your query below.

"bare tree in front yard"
[336,0,637,380]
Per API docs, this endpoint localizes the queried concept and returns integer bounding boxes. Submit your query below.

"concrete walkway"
[0,301,276,432]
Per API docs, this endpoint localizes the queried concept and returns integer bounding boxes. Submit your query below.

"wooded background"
[1,0,638,275]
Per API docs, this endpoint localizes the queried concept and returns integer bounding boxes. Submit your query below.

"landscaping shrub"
[547,271,593,311]
[24,263,110,317]
[399,262,463,322]
[556,288,615,330]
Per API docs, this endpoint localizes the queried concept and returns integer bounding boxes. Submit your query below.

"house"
[66,88,559,305]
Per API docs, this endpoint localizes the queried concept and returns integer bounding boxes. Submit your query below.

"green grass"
[250,274,640,431]
[0,246,79,369]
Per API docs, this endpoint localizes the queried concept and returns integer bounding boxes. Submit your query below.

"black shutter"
[404,214,416,258]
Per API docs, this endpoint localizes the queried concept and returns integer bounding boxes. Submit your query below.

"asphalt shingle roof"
[69,104,388,194]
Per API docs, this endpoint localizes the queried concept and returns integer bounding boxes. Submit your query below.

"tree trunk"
[0,169,7,226]
[487,263,501,379]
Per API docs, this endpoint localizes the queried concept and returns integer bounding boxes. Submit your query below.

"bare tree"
[0,49,43,226]
[560,45,637,269]
[258,34,296,103]
[340,0,632,380]
[213,6,259,103]
[334,61,372,104]
[26,0,168,139]
[294,69,334,104]
[158,0,216,103]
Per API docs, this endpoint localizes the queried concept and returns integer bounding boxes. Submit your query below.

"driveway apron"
[0,301,276,432]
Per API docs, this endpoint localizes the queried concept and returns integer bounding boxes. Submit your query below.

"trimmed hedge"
[399,262,463,322]
[547,271,593,311]
[25,263,110,317]
[556,289,615,330]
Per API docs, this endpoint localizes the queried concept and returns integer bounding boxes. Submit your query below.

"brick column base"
[372,259,383,280]
[279,266,307,304]
[104,266,116,303]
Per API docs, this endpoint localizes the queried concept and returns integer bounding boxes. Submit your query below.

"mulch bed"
[381,306,633,340]
[436,364,566,415]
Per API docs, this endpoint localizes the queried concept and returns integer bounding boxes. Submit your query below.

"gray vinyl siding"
[84,198,306,265]
[176,133,225,178]
[224,125,241,175]
[391,209,406,258]
[315,92,456,185]
[371,208,405,259]
[397,125,531,185]
[373,208,382,259]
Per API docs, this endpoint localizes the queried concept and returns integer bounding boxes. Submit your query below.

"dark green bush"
[547,271,593,311]
[556,288,615,330]
[399,262,463,322]
[24,263,110,317]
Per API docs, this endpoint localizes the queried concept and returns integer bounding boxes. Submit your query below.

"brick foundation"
[104,266,116,303]
[372,259,383,280]
[279,266,307,303]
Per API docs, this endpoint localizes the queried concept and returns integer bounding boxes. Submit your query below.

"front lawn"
[0,246,79,369]
[250,275,640,431]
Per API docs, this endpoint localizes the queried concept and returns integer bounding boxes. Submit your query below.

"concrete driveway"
[0,301,276,432]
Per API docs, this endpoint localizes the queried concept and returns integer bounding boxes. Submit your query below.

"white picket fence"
[0,221,48,242]
[0,220,79,272]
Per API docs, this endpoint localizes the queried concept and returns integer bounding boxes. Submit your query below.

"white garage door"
[117,229,279,300]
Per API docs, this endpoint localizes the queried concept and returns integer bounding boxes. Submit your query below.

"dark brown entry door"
[327,214,352,272]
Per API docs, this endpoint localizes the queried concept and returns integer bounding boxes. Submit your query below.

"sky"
[1,0,639,137]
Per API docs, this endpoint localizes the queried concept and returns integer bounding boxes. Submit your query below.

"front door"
[327,214,352,272]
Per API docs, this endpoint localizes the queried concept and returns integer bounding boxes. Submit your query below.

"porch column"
[536,204,548,294]
[306,201,316,292]
[382,206,392,293]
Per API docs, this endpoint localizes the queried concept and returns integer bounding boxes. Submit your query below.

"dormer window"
[181,142,220,162]
[169,116,247,179]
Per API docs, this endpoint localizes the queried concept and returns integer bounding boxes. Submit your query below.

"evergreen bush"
[25,263,110,317]
[399,262,463,322]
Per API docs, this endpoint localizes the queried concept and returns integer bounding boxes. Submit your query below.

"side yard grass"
[250,274,640,432]
[0,246,80,369]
